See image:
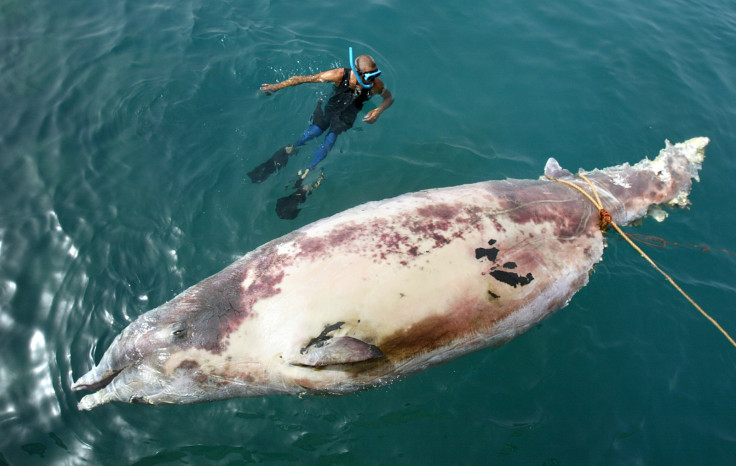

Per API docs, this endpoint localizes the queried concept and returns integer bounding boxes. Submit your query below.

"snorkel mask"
[349,47,382,89]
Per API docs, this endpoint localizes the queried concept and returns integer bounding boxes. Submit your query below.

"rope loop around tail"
[598,208,612,232]
[545,172,736,349]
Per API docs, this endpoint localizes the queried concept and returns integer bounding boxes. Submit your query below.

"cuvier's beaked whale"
[73,138,708,410]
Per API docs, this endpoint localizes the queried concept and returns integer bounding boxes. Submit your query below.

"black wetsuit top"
[311,68,372,135]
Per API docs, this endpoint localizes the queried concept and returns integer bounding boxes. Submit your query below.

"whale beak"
[72,306,207,410]
[73,366,135,410]
[72,318,156,410]
[72,354,125,393]
[74,363,163,410]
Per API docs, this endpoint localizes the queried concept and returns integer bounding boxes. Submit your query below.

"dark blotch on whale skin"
[475,238,533,289]
[490,270,534,288]
[301,322,345,354]
[475,239,499,262]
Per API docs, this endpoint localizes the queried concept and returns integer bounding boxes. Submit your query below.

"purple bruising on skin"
[587,168,672,221]
[293,202,488,265]
[176,249,288,354]
[296,222,364,258]
[496,182,595,238]
[547,153,690,226]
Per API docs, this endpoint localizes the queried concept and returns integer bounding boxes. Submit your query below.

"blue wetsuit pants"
[294,125,336,169]
[293,97,361,170]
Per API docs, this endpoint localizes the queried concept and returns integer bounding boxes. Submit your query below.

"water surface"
[1,0,735,463]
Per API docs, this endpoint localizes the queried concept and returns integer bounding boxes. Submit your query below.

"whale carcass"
[73,138,708,409]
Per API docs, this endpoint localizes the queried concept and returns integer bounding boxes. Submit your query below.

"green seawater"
[1,0,735,463]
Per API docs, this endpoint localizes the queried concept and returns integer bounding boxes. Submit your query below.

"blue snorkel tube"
[349,47,381,89]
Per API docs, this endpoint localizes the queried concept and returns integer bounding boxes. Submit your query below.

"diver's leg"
[303,106,356,171]
[293,124,324,147]
[293,99,328,148]
[306,132,337,169]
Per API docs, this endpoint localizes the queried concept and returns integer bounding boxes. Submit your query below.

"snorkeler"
[249,47,393,185]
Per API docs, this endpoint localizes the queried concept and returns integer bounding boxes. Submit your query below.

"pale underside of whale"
[72,138,708,410]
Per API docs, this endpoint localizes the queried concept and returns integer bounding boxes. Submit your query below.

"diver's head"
[355,55,381,83]
[349,47,382,88]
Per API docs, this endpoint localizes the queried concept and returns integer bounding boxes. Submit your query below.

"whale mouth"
[72,367,123,392]
[74,360,213,410]
[74,363,162,410]
[71,318,155,407]
[73,363,137,410]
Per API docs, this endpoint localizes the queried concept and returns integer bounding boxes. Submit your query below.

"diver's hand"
[260,84,278,95]
[363,109,381,124]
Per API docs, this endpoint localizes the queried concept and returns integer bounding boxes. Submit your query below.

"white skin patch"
[216,199,603,391]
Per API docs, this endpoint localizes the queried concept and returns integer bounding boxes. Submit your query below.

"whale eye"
[171,323,188,340]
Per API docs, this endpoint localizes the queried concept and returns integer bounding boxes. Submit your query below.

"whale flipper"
[291,336,383,367]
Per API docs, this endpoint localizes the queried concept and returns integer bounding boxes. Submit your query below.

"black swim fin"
[247,146,296,183]
[275,177,308,219]
[275,171,325,220]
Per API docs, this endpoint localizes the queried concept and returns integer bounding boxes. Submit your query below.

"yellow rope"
[546,173,736,349]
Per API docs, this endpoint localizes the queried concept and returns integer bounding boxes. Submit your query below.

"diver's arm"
[260,68,343,95]
[363,84,393,123]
